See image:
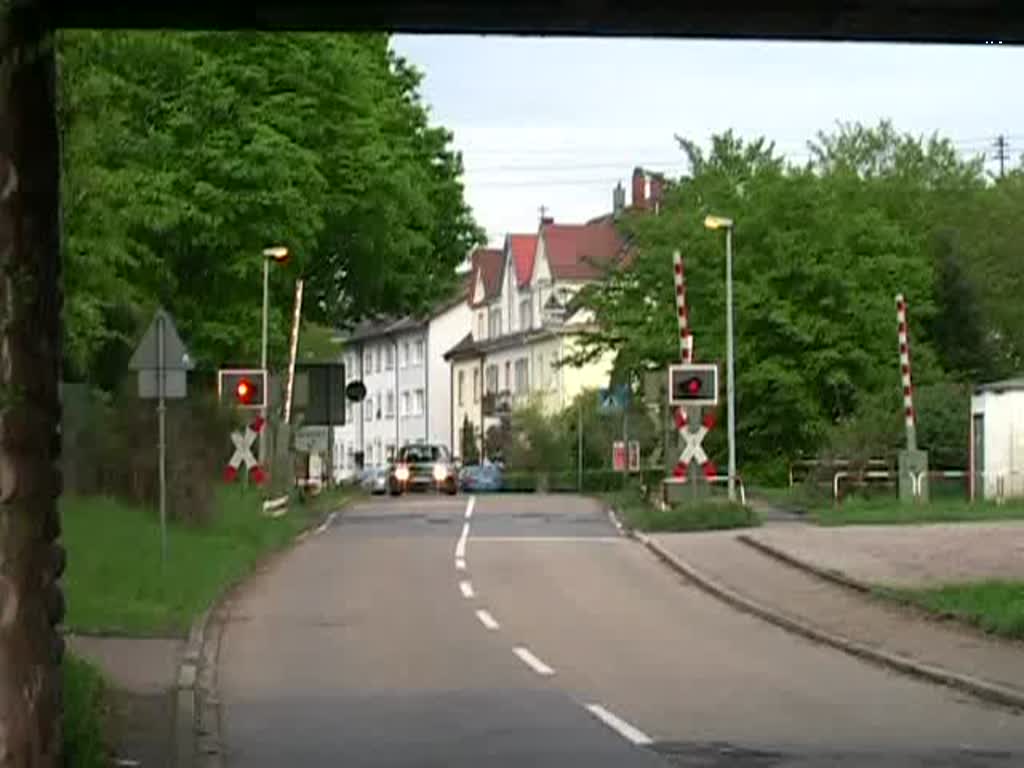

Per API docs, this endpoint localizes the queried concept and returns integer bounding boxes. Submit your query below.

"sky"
[391,35,1023,246]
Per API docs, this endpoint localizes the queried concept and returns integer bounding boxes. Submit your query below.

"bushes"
[61,382,237,524]
[63,654,108,767]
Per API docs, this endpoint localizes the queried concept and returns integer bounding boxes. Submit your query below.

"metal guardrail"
[789,458,892,488]
[829,468,1024,504]
[832,470,894,502]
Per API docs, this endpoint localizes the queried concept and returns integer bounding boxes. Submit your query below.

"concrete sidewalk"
[649,531,1024,706]
[68,634,184,767]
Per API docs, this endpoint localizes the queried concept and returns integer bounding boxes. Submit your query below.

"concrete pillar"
[0,4,65,765]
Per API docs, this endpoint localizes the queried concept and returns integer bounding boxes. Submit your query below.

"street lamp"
[703,215,738,502]
[260,246,289,463]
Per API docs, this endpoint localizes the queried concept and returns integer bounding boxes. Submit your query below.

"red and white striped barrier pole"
[672,250,690,480]
[673,250,693,364]
[895,293,917,451]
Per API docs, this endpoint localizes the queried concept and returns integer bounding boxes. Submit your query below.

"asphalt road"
[218,493,1023,767]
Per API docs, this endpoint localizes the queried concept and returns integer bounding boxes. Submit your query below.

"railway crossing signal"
[219,368,267,409]
[668,363,718,407]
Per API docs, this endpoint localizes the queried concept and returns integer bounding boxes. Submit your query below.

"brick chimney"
[612,181,625,217]
[631,167,646,209]
[649,174,664,214]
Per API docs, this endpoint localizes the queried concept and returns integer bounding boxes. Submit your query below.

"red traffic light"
[219,369,267,409]
[236,378,255,405]
[668,363,719,407]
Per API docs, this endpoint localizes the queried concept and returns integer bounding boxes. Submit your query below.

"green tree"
[58,31,482,387]
[575,122,995,479]
[460,416,480,464]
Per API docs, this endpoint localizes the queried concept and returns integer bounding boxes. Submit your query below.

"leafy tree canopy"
[575,121,1022,475]
[59,31,483,388]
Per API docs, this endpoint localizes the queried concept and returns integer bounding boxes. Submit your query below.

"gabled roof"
[539,218,629,280]
[443,332,479,361]
[469,247,504,306]
[343,315,421,344]
[508,233,538,288]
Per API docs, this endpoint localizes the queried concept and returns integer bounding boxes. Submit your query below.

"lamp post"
[261,246,289,463]
[703,215,737,502]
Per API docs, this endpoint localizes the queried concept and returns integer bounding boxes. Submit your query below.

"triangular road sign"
[128,309,194,371]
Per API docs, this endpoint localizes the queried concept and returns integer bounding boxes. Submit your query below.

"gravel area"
[749,522,1024,587]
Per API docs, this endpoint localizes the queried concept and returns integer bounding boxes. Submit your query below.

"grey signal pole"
[705,215,738,502]
[724,225,737,502]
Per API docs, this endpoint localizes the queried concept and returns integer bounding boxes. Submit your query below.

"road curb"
[637,532,1024,712]
[735,533,873,594]
[173,494,354,767]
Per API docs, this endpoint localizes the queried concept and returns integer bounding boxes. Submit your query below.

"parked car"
[389,443,458,496]
[459,461,504,493]
[359,466,389,495]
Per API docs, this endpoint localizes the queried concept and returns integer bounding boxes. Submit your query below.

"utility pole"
[994,134,1009,178]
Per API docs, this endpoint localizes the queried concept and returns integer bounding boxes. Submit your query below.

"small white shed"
[971,378,1024,500]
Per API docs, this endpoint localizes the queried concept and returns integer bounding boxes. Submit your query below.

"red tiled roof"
[540,218,628,280]
[508,234,538,288]
[469,247,503,306]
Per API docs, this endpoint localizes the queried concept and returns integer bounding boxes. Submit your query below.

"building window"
[473,369,480,402]
[363,400,371,422]
[386,444,395,463]
[537,353,545,389]
[374,438,382,466]
[477,312,485,340]
[346,400,354,424]
[489,308,502,338]
[414,339,424,365]
[520,298,532,330]
[504,361,511,391]
[402,390,410,416]
[550,351,559,390]
[458,370,465,405]
[485,364,498,394]
[386,391,394,418]
[385,345,394,370]
[364,350,372,374]
[414,388,425,415]
[375,347,382,372]
[514,358,529,394]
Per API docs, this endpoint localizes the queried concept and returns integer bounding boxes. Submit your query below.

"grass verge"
[63,485,354,635]
[604,487,759,532]
[813,498,1024,526]
[883,581,1024,640]
[63,653,108,767]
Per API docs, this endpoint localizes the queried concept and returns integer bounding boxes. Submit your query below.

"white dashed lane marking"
[475,609,500,630]
[513,646,555,676]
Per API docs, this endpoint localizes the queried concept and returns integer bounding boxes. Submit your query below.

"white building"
[970,377,1024,500]
[334,294,470,479]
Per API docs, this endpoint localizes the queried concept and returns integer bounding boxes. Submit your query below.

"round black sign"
[345,379,368,403]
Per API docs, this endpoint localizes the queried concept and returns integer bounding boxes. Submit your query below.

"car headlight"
[432,463,448,482]
[395,465,410,482]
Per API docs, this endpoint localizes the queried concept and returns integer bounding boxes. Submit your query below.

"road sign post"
[613,441,627,472]
[128,309,194,569]
[627,440,641,473]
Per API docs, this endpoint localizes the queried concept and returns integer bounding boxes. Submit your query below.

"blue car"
[459,462,504,493]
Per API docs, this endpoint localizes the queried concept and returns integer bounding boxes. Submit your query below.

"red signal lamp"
[686,377,701,395]
[236,378,255,405]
